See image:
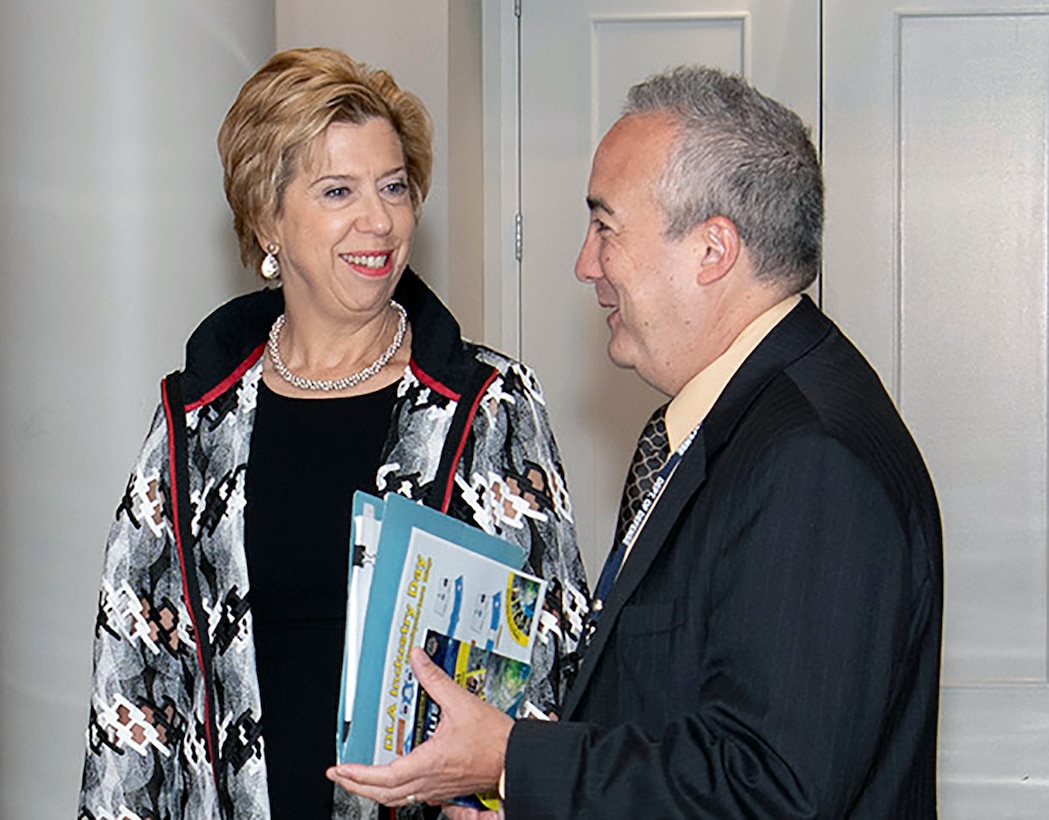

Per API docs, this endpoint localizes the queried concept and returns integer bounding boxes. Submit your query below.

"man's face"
[575,113,701,395]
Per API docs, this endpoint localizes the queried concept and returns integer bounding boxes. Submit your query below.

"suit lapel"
[564,437,708,718]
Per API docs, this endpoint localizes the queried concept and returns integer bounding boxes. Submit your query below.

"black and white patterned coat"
[79,270,589,820]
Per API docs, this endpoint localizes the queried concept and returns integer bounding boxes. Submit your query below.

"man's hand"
[327,647,513,807]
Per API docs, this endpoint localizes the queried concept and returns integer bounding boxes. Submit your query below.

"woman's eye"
[383,179,409,196]
[324,186,351,199]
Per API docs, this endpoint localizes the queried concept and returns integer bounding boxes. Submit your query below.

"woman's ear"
[255,227,277,256]
[695,216,740,285]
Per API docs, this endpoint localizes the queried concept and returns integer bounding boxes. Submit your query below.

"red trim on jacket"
[410,359,460,401]
[439,367,500,513]
[185,343,266,412]
[161,379,218,780]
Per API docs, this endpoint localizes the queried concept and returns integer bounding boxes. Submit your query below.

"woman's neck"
[262,301,412,398]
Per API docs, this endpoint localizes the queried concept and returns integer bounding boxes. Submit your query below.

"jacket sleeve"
[450,358,591,717]
[79,405,210,820]
[503,434,939,819]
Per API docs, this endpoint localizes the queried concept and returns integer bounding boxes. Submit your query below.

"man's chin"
[606,339,634,371]
[606,343,673,395]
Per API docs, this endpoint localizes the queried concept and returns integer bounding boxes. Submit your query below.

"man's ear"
[695,216,740,285]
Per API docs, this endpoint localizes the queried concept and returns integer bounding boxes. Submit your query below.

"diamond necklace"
[267,300,408,391]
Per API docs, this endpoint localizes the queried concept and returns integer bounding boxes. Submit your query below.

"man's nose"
[574,230,601,283]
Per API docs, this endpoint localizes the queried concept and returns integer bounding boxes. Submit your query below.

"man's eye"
[593,219,611,233]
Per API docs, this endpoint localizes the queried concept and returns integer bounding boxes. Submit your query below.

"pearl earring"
[260,243,280,280]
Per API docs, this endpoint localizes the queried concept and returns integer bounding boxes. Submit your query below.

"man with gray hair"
[331,65,943,819]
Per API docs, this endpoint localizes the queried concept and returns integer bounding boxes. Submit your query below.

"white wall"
[0,4,487,816]
[0,4,274,817]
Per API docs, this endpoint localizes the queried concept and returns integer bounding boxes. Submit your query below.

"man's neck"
[666,278,793,395]
[663,291,801,450]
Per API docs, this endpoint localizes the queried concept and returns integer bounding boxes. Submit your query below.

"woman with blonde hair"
[79,47,586,820]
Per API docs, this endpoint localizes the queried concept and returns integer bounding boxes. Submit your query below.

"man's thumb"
[409,646,457,703]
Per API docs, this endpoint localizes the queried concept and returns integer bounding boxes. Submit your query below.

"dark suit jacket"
[506,296,942,818]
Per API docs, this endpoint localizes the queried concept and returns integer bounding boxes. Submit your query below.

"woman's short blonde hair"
[218,47,433,273]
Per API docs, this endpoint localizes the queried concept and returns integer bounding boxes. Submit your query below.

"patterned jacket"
[79,269,589,820]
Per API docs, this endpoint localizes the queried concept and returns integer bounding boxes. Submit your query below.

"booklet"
[337,492,547,809]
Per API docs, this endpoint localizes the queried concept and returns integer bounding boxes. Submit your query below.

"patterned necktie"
[580,403,672,658]
[614,404,670,546]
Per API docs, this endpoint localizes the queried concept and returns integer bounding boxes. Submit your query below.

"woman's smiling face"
[268,117,416,323]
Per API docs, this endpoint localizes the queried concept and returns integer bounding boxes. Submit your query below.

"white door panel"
[899,13,1048,683]
[823,3,1049,811]
[939,685,1049,817]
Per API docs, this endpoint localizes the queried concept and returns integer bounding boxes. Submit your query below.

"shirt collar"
[664,294,801,451]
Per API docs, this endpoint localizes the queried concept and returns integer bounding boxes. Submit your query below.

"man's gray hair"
[625,65,822,292]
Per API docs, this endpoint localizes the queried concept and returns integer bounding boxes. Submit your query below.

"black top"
[245,379,398,818]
